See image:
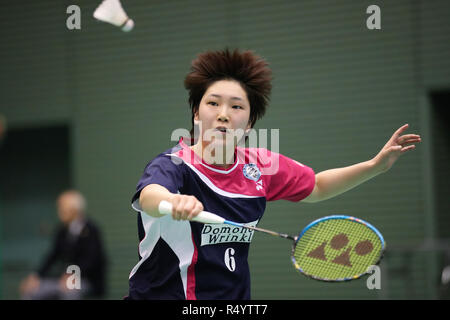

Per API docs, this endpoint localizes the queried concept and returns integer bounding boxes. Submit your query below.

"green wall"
[1,0,449,299]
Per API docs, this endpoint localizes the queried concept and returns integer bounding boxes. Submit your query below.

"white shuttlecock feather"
[93,0,134,32]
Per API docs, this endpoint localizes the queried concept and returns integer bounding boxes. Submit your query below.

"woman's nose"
[217,106,230,122]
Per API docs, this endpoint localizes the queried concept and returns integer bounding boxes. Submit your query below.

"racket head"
[291,215,385,282]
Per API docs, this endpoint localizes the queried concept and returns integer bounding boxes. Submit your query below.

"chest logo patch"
[243,163,261,181]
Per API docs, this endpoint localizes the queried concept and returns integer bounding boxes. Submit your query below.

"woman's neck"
[190,140,236,169]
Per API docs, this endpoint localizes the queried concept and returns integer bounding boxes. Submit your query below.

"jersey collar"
[179,137,240,174]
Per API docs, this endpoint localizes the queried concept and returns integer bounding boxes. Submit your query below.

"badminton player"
[126,49,421,300]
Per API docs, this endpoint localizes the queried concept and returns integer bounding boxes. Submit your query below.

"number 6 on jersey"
[224,248,236,272]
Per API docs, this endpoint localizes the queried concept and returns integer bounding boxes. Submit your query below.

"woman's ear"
[245,122,252,133]
[193,110,200,123]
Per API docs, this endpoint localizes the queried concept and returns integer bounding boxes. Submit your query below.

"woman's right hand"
[169,194,204,221]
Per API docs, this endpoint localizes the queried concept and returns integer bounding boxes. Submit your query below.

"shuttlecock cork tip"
[121,18,134,32]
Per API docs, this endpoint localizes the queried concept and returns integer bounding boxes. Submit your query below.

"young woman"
[126,49,421,300]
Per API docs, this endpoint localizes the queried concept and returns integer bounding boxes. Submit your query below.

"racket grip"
[158,200,225,224]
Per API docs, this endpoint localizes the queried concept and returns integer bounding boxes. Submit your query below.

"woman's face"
[194,79,251,150]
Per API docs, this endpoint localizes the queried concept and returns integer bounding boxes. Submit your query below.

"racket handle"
[158,200,225,224]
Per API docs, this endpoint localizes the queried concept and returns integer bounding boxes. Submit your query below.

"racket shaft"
[227,222,296,241]
[158,201,295,241]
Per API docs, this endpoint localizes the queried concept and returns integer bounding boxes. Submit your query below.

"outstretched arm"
[303,124,421,203]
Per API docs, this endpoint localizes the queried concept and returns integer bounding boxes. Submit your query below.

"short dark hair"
[184,49,272,135]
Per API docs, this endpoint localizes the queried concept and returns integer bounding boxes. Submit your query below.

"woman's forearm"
[139,184,204,220]
[304,124,421,203]
[312,159,382,202]
[139,184,175,217]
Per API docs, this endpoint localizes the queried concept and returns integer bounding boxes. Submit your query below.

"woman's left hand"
[372,124,422,173]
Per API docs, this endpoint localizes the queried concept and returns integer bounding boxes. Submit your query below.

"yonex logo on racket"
[306,233,374,267]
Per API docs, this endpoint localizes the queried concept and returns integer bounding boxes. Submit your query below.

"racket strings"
[293,219,383,281]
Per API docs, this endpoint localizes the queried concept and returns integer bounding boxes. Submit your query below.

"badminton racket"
[158,200,385,282]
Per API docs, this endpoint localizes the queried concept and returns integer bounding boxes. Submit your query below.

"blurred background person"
[19,190,107,300]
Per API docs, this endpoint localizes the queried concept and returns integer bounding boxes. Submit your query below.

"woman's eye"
[208,101,218,106]
[232,105,243,109]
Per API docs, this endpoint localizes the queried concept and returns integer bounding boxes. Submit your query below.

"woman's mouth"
[215,127,229,134]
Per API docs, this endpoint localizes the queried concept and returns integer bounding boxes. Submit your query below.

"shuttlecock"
[93,0,134,32]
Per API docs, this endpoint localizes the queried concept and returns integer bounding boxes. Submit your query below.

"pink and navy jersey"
[127,138,315,300]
